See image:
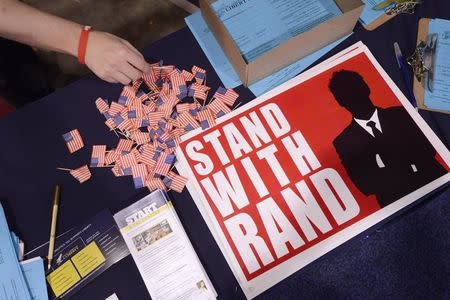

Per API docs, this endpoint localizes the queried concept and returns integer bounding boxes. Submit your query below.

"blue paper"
[185,11,241,88]
[11,231,20,258]
[20,257,49,300]
[211,0,342,62]
[186,11,351,96]
[424,18,450,111]
[0,204,32,300]
[359,0,386,25]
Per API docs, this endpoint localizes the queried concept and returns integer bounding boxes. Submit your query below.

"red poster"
[176,43,450,299]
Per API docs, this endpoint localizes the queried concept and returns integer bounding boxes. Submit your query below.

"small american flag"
[62,129,84,154]
[105,150,120,165]
[192,65,206,84]
[117,139,134,153]
[132,131,150,145]
[131,164,148,189]
[148,111,165,126]
[213,86,238,106]
[114,116,134,131]
[132,78,143,91]
[181,70,195,82]
[70,165,91,183]
[154,152,175,177]
[139,145,157,169]
[146,178,166,192]
[120,152,138,169]
[197,109,216,129]
[142,69,159,92]
[119,86,136,106]
[111,163,124,177]
[177,112,200,132]
[163,171,187,192]
[90,145,106,167]
[95,97,109,114]
[105,119,116,130]
[169,69,186,95]
[208,98,231,118]
[109,102,125,116]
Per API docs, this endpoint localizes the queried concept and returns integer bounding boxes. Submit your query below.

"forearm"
[0,0,82,56]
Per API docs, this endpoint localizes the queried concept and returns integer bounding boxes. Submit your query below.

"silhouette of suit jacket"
[333,106,447,208]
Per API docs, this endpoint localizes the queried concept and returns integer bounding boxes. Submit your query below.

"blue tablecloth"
[0,1,449,299]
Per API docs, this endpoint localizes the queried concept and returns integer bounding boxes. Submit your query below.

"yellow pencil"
[47,185,60,270]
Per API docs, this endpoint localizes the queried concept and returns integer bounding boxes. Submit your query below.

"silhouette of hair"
[328,70,371,107]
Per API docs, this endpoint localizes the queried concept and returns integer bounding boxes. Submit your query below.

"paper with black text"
[114,190,216,300]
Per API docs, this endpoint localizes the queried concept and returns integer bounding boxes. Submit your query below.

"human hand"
[84,31,150,84]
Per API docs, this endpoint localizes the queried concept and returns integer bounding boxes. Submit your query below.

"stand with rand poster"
[175,42,450,299]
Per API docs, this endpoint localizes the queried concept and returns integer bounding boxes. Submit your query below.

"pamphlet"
[114,190,216,300]
[30,210,129,299]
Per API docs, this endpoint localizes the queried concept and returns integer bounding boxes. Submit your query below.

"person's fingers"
[119,61,141,82]
[121,39,142,57]
[101,75,118,83]
[112,71,132,85]
[121,40,150,73]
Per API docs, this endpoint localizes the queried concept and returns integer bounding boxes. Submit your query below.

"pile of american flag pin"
[59,62,239,193]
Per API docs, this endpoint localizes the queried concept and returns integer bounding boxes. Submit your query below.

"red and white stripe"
[177,112,199,129]
[148,111,165,126]
[197,109,216,127]
[95,97,109,114]
[91,145,106,167]
[120,152,138,168]
[146,178,166,192]
[70,165,91,183]
[208,98,231,116]
[105,150,120,165]
[181,70,195,82]
[142,69,159,92]
[108,102,125,116]
[166,171,187,192]
[153,152,170,176]
[131,164,148,180]
[117,139,134,152]
[214,88,238,106]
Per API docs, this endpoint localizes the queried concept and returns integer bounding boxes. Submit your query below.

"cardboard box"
[200,0,365,86]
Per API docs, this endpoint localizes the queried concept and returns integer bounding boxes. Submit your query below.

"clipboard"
[363,11,395,30]
[412,18,450,114]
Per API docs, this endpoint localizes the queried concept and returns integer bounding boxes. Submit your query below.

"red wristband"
[78,25,92,65]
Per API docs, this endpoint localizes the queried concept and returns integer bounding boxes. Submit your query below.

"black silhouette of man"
[329,70,447,208]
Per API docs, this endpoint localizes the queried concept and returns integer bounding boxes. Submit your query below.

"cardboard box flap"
[248,4,364,84]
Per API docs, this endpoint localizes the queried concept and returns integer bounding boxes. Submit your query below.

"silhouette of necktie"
[366,120,382,138]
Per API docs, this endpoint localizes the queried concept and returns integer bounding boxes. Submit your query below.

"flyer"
[29,210,130,299]
[175,42,450,298]
[114,190,217,300]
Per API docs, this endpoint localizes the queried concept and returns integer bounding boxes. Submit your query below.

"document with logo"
[114,190,216,300]
[30,210,129,299]
[212,0,342,62]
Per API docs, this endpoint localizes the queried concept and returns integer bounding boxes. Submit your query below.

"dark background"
[0,1,449,299]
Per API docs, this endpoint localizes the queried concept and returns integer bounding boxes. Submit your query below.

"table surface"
[1,1,449,299]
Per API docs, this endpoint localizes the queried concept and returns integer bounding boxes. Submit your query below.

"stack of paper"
[211,0,343,62]
[0,203,48,300]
